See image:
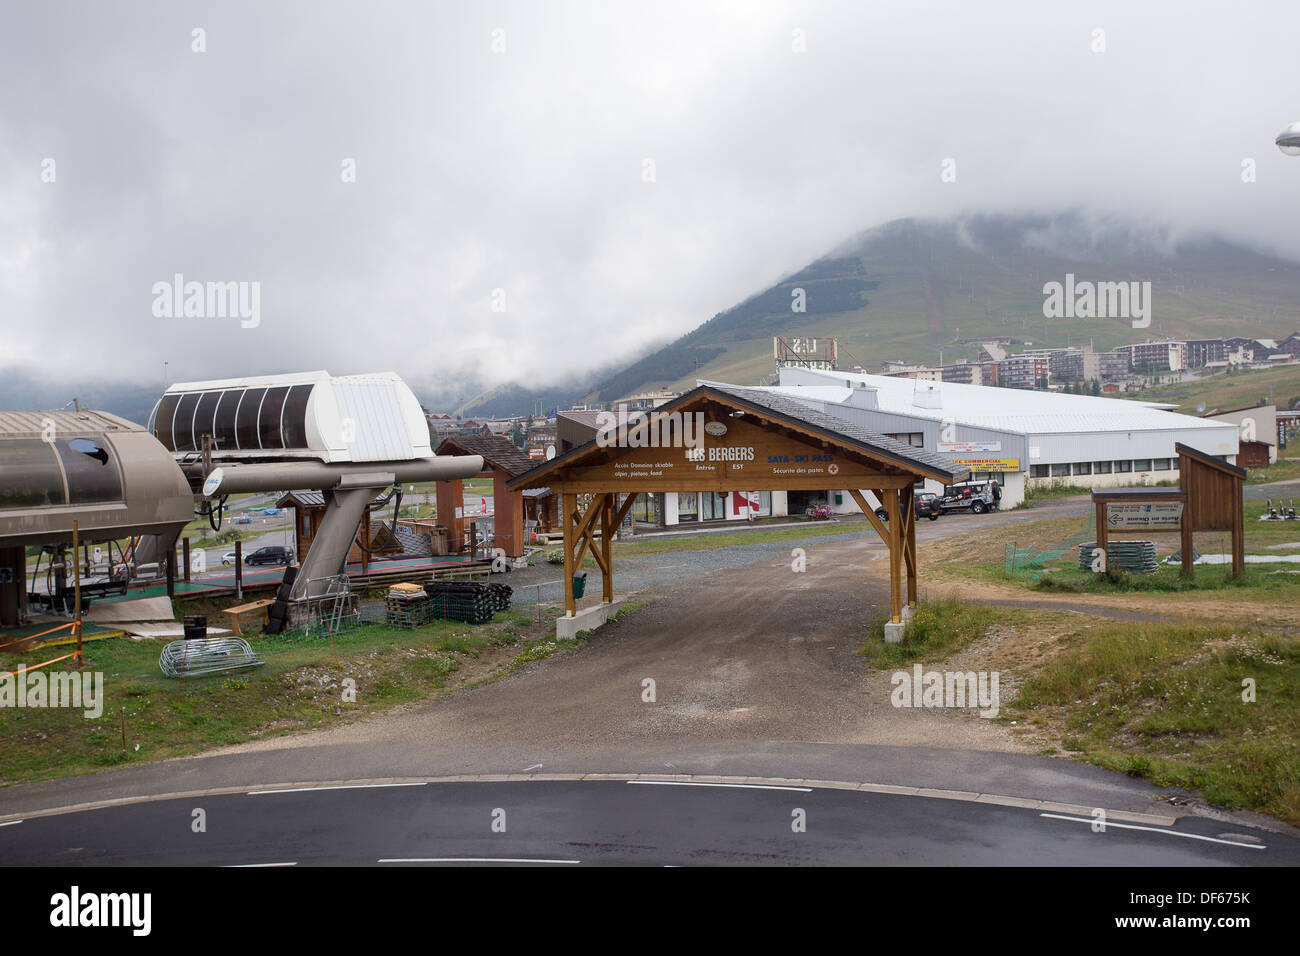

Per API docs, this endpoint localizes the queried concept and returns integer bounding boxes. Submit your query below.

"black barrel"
[183,614,207,640]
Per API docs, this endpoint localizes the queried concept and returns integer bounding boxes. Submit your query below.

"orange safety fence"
[0,621,78,653]
[0,650,80,681]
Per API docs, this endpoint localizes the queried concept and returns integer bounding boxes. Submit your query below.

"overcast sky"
[2,0,1299,398]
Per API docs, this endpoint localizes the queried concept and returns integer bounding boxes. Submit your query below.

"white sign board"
[1106,502,1183,529]
[937,441,1002,453]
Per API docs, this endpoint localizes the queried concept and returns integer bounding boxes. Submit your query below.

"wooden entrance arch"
[507,384,968,636]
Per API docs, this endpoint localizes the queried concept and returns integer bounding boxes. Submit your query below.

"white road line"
[0,820,23,828]
[1040,813,1266,849]
[627,780,813,792]
[225,862,298,867]
[247,783,428,795]
[379,857,580,865]
[523,764,543,772]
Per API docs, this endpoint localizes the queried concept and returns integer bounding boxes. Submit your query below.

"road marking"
[379,857,579,865]
[1039,813,1266,849]
[0,820,22,828]
[247,783,428,795]
[225,861,298,867]
[627,780,812,792]
[523,764,543,772]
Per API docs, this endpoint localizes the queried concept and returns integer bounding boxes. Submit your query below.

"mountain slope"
[589,212,1300,400]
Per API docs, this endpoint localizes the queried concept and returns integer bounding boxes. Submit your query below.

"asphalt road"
[2,780,1291,867]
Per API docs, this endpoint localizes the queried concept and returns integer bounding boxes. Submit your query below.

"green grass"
[1120,363,1300,416]
[1248,456,1300,485]
[0,607,554,788]
[859,597,1010,666]
[1010,621,1300,823]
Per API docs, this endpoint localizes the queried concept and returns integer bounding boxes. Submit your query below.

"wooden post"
[1094,501,1108,575]
[72,520,82,664]
[1180,471,1195,579]
[902,489,917,609]
[562,491,576,617]
[600,493,614,604]
[234,539,243,600]
[1232,479,1245,580]
[182,537,192,583]
[166,546,175,599]
[886,486,902,623]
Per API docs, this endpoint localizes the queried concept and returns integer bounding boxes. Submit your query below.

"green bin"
[572,571,588,599]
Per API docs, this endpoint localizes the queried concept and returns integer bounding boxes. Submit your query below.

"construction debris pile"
[384,581,513,628]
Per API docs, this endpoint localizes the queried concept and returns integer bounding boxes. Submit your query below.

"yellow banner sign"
[951,458,1021,472]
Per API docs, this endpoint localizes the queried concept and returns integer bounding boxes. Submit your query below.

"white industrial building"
[760,366,1240,509]
[609,366,1240,528]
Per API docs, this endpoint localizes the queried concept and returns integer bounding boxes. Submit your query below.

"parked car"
[244,545,294,566]
[234,515,253,525]
[221,551,238,566]
[939,479,1001,514]
[874,491,943,522]
[915,492,942,520]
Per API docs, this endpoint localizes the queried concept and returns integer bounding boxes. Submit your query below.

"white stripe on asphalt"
[1040,813,1266,849]
[627,780,813,792]
[379,858,580,865]
[247,783,428,795]
[225,862,298,867]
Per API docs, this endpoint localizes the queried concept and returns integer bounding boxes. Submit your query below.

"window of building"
[1030,464,1050,478]
[57,437,123,505]
[0,439,67,509]
[259,385,291,450]
[1073,462,1092,475]
[172,391,201,452]
[1133,459,1153,471]
[1050,463,1070,477]
[235,387,266,449]
[1153,458,1171,471]
[677,491,699,520]
[1093,461,1112,474]
[1114,460,1132,473]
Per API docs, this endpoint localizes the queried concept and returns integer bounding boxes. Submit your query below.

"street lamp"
[1277,121,1300,156]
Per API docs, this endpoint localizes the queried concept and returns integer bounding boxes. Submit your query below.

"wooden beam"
[886,485,902,623]
[601,493,614,603]
[902,488,917,608]
[562,492,577,617]
[847,489,889,546]
[612,491,639,529]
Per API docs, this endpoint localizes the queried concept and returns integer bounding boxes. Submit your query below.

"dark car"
[245,545,293,566]
[874,492,942,523]
[915,492,942,520]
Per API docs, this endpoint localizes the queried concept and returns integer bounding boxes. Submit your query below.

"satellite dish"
[545,444,556,460]
[1277,121,1300,156]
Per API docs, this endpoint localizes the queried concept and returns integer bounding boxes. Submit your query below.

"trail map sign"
[1105,501,1183,530]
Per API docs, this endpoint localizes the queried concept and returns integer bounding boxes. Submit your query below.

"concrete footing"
[556,600,624,640]
[884,621,906,644]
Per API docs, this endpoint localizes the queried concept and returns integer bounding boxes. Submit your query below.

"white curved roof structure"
[149,370,433,463]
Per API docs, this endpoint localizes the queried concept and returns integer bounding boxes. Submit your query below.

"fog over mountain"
[3,1,1300,418]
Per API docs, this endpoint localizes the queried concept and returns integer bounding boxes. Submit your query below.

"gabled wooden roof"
[508,383,969,490]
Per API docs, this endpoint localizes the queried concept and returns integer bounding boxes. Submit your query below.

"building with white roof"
[757,365,1240,508]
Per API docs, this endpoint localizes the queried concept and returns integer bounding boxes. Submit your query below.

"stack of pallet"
[382,581,514,628]
[385,582,432,628]
[1078,541,1159,574]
